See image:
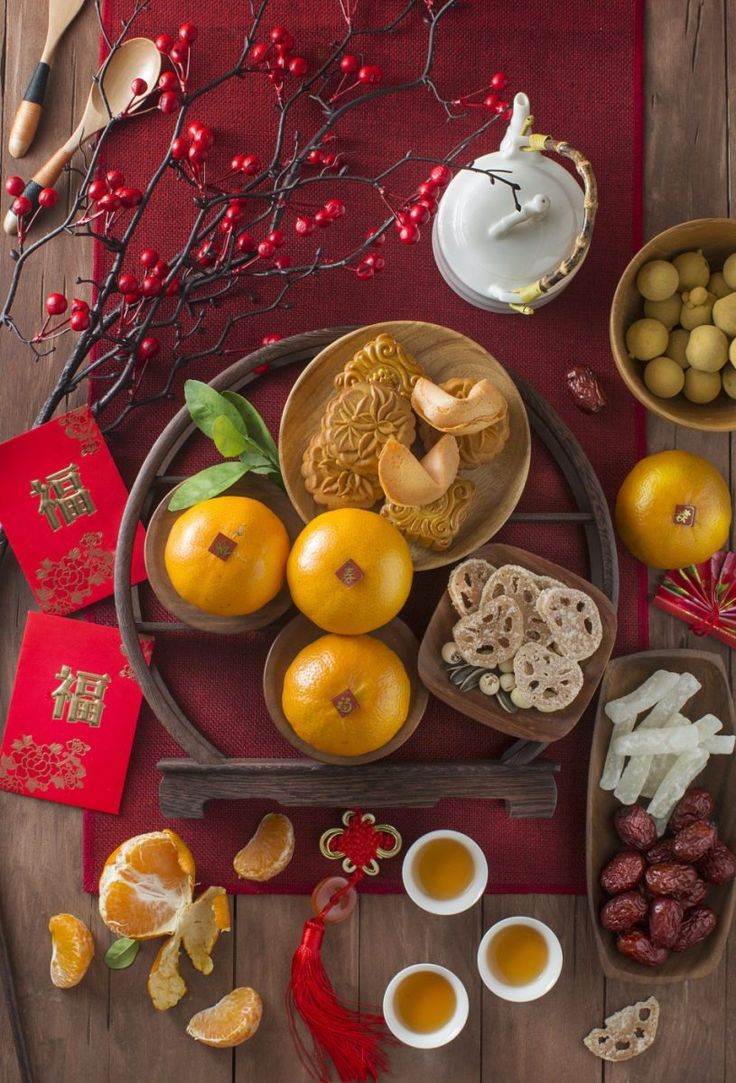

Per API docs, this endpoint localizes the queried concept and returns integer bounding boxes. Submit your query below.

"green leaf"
[168,462,250,510]
[184,380,247,440]
[212,414,248,458]
[221,390,280,467]
[104,937,140,970]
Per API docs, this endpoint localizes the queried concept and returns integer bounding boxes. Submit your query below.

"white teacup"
[402,830,488,915]
[383,963,469,1049]
[477,916,563,1002]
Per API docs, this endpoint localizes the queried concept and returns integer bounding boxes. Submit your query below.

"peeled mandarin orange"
[233,812,295,881]
[148,887,231,1011]
[616,450,732,569]
[186,987,263,1048]
[287,508,412,634]
[164,495,290,616]
[48,913,94,989]
[281,633,411,757]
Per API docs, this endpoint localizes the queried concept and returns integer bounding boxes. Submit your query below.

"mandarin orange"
[164,495,289,616]
[186,987,263,1048]
[233,812,295,882]
[286,508,412,634]
[48,913,94,989]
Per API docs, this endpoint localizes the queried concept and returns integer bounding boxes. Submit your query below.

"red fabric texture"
[83,0,646,895]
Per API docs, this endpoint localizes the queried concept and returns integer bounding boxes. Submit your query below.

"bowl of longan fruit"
[610,218,736,431]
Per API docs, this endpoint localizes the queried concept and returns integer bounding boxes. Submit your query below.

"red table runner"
[84,0,645,895]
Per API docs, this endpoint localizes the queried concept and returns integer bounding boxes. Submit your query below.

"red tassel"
[286,896,392,1082]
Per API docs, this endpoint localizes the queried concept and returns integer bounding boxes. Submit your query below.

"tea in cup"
[477,917,562,1002]
[402,830,488,914]
[383,964,469,1049]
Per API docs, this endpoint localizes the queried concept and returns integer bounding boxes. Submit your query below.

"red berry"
[117,272,138,294]
[235,231,256,253]
[307,150,324,166]
[430,164,452,186]
[137,336,160,360]
[230,154,245,172]
[295,215,314,236]
[70,312,90,331]
[45,292,67,316]
[12,196,32,217]
[169,41,189,65]
[116,187,142,208]
[192,126,214,149]
[417,181,438,198]
[364,253,385,272]
[358,65,382,85]
[419,195,438,216]
[98,192,120,212]
[408,202,430,225]
[240,154,261,176]
[178,22,198,44]
[483,94,499,111]
[196,243,215,267]
[274,254,292,270]
[5,176,25,197]
[140,248,159,269]
[314,209,332,228]
[165,277,180,296]
[322,152,338,169]
[267,229,285,248]
[490,71,508,91]
[340,54,359,74]
[188,144,208,167]
[158,90,180,114]
[399,222,421,245]
[365,227,385,246]
[274,32,294,53]
[171,137,189,160]
[225,204,245,227]
[269,25,289,43]
[288,56,308,77]
[355,261,374,280]
[130,77,148,96]
[141,276,162,298]
[155,32,175,54]
[158,71,178,92]
[71,298,89,313]
[494,99,509,114]
[152,260,169,278]
[395,211,413,227]
[262,333,282,345]
[106,169,125,189]
[124,291,140,305]
[323,198,345,219]
[38,187,58,208]
[257,240,274,258]
[250,42,269,63]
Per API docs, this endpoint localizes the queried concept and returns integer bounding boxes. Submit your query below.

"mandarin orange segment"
[233,812,295,882]
[99,830,195,939]
[186,987,263,1048]
[48,913,95,989]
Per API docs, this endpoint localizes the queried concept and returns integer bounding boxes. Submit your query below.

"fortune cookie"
[378,434,459,506]
[411,377,506,435]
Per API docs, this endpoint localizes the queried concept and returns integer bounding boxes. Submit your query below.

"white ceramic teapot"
[432,92,597,314]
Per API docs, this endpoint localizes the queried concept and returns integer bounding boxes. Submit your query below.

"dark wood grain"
[418,542,617,743]
[587,650,736,982]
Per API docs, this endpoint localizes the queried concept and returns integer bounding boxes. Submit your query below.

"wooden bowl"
[417,543,617,742]
[144,474,304,633]
[278,320,531,571]
[610,218,736,431]
[586,649,736,982]
[263,614,428,765]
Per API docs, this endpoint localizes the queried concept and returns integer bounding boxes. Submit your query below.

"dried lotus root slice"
[447,559,496,616]
[452,596,524,668]
[583,997,659,1063]
[513,642,583,712]
[480,565,541,635]
[524,608,557,649]
[536,586,603,661]
[533,574,565,592]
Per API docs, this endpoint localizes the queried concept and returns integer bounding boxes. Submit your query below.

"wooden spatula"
[8,0,89,159]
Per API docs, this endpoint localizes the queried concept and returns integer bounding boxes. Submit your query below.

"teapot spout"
[499,92,533,159]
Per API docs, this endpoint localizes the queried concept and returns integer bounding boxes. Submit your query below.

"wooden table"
[1,2,734,1080]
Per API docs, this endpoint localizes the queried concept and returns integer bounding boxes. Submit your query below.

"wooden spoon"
[4,37,161,235]
[8,0,89,159]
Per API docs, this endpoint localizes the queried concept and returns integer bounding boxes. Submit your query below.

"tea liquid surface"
[395,971,457,1033]
[415,837,474,900]
[488,924,548,986]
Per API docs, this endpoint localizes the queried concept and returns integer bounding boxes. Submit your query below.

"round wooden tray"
[114,326,619,768]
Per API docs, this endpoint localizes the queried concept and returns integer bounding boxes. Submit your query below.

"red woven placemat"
[83,0,646,895]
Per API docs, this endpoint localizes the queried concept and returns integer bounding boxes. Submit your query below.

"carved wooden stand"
[114,327,618,820]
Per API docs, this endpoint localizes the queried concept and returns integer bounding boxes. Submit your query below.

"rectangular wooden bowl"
[586,648,736,982]
[417,543,617,742]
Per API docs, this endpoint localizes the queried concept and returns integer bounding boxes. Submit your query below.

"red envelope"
[0,613,153,813]
[0,406,145,614]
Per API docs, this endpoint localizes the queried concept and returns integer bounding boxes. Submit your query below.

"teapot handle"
[502,133,598,314]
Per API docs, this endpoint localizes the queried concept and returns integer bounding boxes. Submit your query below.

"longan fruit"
[673,249,710,291]
[685,324,729,372]
[680,292,714,330]
[708,271,732,299]
[643,294,682,330]
[723,253,736,291]
[713,292,736,336]
[665,328,690,368]
[683,367,721,404]
[643,356,686,398]
[636,260,679,301]
[625,318,669,361]
[730,337,736,367]
[722,367,736,400]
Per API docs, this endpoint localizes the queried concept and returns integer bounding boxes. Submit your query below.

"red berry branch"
[0,0,517,438]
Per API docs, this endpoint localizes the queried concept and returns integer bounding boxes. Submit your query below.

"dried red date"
[670,789,714,834]
[600,891,648,933]
[616,929,669,967]
[645,838,677,864]
[672,905,717,952]
[699,840,736,885]
[600,850,646,895]
[644,862,698,897]
[566,364,606,413]
[648,897,684,949]
[614,805,657,851]
[673,820,716,863]
[678,877,708,910]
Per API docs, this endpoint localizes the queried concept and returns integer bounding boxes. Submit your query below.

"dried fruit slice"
[147,887,231,1011]
[513,642,584,713]
[99,829,195,939]
[49,913,94,989]
[233,812,295,882]
[583,996,659,1062]
[452,595,524,668]
[447,558,495,616]
[536,586,602,661]
[187,987,263,1048]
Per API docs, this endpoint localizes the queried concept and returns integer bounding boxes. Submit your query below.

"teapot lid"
[433,93,586,306]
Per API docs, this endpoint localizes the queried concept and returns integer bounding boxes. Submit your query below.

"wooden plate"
[144,474,304,633]
[263,614,428,765]
[418,543,617,742]
[278,320,531,571]
[586,649,736,982]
